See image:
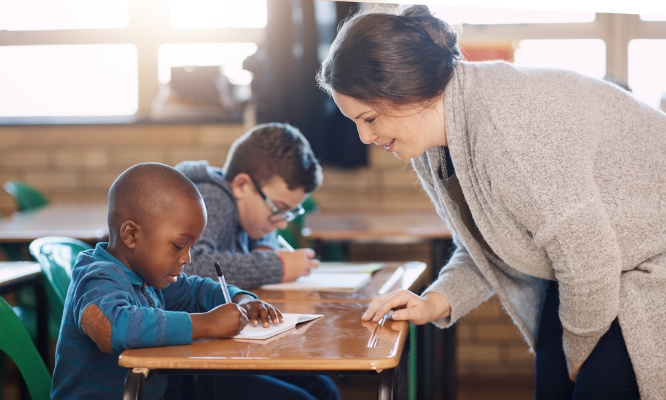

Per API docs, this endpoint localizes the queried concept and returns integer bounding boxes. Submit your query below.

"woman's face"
[332,91,446,161]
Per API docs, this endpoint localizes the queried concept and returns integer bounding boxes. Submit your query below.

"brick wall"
[0,121,534,382]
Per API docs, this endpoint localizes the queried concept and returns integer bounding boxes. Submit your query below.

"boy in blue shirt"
[51,162,283,399]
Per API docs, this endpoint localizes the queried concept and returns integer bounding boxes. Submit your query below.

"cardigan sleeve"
[422,235,495,328]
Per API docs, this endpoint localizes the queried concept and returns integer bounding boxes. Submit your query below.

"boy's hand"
[236,295,284,328]
[190,303,249,340]
[277,248,320,282]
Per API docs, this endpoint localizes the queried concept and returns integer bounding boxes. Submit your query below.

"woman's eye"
[173,244,184,250]
[364,117,375,123]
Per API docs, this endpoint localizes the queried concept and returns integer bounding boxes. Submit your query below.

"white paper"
[233,313,323,340]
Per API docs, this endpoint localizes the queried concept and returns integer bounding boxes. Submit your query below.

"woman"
[317,4,666,400]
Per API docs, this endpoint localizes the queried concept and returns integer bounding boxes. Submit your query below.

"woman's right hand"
[190,303,249,340]
[362,289,451,325]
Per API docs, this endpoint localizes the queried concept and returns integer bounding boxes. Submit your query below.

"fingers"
[241,301,284,328]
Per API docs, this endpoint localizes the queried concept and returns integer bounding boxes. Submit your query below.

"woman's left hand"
[566,357,583,382]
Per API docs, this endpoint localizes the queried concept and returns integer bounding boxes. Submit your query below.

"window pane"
[640,14,666,21]
[158,43,257,85]
[431,6,595,25]
[169,0,266,29]
[628,39,666,110]
[0,0,129,30]
[0,45,137,117]
[513,39,606,79]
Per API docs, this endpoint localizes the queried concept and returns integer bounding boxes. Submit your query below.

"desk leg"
[377,368,396,400]
[123,368,150,400]
[34,278,49,365]
[429,238,457,400]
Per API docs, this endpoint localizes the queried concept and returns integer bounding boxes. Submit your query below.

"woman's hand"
[235,295,283,328]
[362,289,451,325]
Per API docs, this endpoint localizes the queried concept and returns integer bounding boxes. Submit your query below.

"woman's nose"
[357,124,377,145]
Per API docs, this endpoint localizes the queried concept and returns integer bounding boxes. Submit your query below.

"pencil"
[276,235,295,252]
[214,261,232,304]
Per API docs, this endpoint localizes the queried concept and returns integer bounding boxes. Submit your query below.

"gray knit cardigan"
[415,61,666,399]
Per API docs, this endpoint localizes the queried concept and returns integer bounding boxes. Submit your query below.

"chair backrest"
[0,296,52,400]
[3,180,49,212]
[29,236,92,321]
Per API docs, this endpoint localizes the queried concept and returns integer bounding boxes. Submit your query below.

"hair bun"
[399,4,461,59]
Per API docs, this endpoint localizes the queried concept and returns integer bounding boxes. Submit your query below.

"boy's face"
[129,196,207,289]
[232,174,307,239]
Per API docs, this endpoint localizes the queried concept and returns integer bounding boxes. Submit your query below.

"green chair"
[0,296,52,400]
[3,180,49,212]
[29,236,92,323]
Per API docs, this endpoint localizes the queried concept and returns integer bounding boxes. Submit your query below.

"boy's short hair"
[223,123,323,193]
[107,162,203,233]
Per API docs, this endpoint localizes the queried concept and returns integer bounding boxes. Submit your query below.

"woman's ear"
[119,220,140,249]
[229,173,252,200]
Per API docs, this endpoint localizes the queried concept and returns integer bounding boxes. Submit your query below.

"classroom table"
[119,301,410,400]
[303,208,456,400]
[0,201,108,245]
[250,261,427,302]
[0,261,49,362]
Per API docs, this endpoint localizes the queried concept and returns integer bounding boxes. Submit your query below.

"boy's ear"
[229,173,252,200]
[119,220,140,249]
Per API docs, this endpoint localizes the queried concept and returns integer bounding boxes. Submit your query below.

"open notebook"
[259,262,382,292]
[260,272,371,291]
[233,313,323,340]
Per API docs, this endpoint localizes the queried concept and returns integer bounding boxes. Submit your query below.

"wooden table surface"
[303,208,451,243]
[119,301,407,372]
[120,301,409,400]
[249,261,427,302]
[0,202,108,244]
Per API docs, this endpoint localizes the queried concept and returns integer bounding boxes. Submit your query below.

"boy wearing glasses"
[175,122,323,289]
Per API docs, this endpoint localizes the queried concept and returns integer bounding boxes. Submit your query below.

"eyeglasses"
[250,177,305,223]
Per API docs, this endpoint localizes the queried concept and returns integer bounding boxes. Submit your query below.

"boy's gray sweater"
[176,160,282,289]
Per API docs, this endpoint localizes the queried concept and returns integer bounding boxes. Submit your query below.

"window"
[0,0,129,30]
[513,39,606,79]
[628,40,666,108]
[0,45,137,117]
[0,0,265,119]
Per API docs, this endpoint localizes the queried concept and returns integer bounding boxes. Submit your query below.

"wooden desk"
[303,209,451,244]
[250,261,427,302]
[303,209,455,400]
[0,202,108,245]
[0,261,49,362]
[120,301,410,400]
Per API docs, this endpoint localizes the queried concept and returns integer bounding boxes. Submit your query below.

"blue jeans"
[535,280,639,400]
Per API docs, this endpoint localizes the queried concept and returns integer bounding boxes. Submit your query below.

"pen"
[378,310,393,326]
[276,235,295,252]
[214,261,232,304]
